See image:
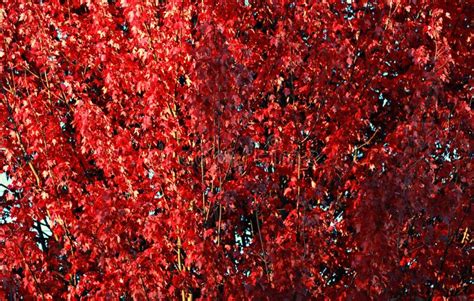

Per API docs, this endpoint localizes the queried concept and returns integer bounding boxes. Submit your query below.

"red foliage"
[0,0,471,299]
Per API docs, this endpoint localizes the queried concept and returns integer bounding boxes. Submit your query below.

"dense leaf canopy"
[0,0,472,299]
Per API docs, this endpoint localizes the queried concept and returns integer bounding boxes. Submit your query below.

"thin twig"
[16,243,45,301]
[255,209,271,283]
